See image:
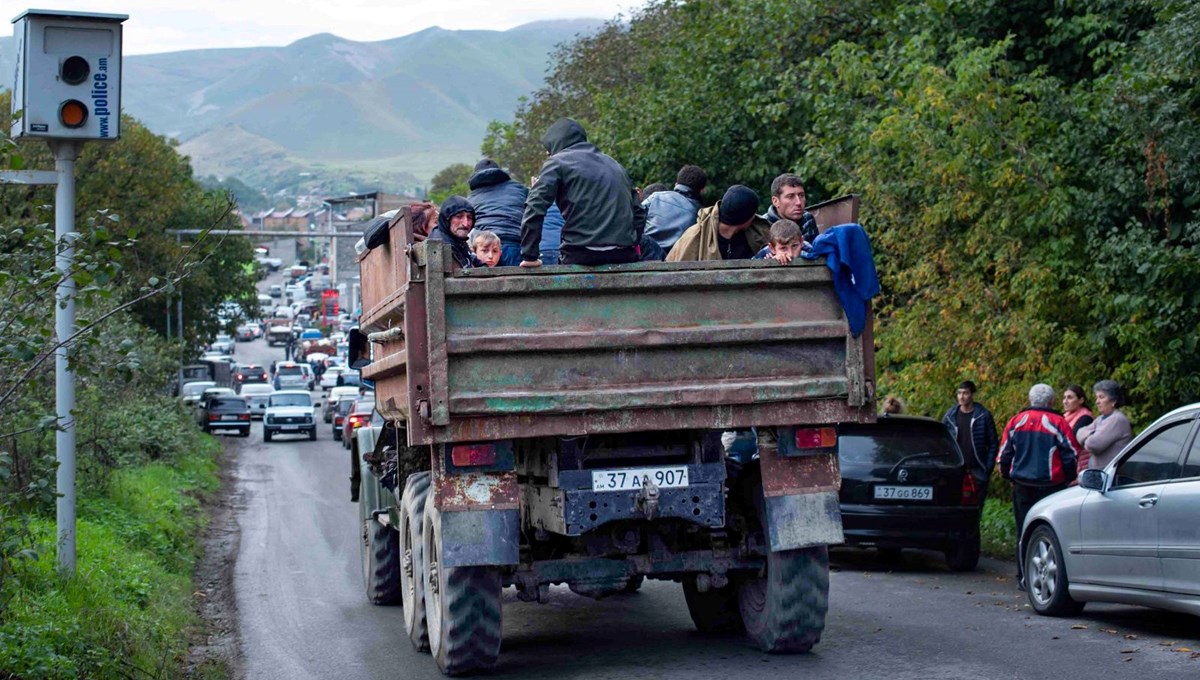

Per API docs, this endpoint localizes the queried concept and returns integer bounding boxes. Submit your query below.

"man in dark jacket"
[941,380,1000,492]
[467,159,528,267]
[520,118,645,266]
[762,173,818,244]
[997,383,1081,586]
[426,196,479,268]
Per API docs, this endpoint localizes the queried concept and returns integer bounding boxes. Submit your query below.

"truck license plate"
[592,467,688,492]
[873,485,933,501]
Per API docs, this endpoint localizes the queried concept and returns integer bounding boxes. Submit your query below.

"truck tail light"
[451,444,497,467]
[795,427,837,449]
[961,473,980,506]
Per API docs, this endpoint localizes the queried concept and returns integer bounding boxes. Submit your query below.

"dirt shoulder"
[185,439,244,679]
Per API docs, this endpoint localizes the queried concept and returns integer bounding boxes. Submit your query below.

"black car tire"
[683,575,743,633]
[1025,525,1084,616]
[422,502,502,675]
[945,533,981,572]
[263,428,273,443]
[876,547,903,563]
[401,471,432,652]
[360,513,402,605]
[239,427,250,438]
[309,427,317,441]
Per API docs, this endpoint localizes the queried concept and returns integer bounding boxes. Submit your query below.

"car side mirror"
[314,401,322,408]
[349,328,371,370]
[1079,468,1107,492]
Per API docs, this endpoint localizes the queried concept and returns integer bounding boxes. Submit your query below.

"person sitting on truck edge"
[752,218,808,264]
[666,185,769,261]
[762,173,818,244]
[520,118,646,267]
[642,165,707,256]
[467,158,529,266]
[471,230,502,267]
[426,196,481,268]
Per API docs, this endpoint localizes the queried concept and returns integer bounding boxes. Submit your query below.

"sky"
[9,1,645,55]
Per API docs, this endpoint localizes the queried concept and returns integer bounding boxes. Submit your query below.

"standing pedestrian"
[997,384,1081,587]
[1075,379,1133,471]
[941,380,999,496]
[1061,384,1095,475]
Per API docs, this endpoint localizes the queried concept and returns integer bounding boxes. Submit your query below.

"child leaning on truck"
[471,229,502,267]
[752,218,809,264]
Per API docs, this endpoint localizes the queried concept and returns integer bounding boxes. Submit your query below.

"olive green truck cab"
[350,196,875,675]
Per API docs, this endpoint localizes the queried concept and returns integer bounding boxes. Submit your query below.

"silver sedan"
[1020,402,1200,617]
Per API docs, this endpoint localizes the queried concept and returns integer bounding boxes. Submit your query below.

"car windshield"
[353,402,376,415]
[240,365,263,373]
[212,397,248,411]
[270,394,311,408]
[182,382,214,396]
[277,366,303,376]
[339,373,361,385]
[838,423,964,468]
[336,400,355,415]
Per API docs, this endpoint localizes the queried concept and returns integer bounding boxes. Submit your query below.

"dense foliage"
[1,92,256,620]
[484,0,1200,427]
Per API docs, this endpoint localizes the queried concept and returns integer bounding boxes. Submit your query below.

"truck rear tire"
[737,545,829,653]
[360,510,402,605]
[400,472,431,652]
[423,503,502,675]
[736,476,829,653]
[683,576,743,633]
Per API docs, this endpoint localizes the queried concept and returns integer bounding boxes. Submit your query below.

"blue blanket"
[801,223,880,336]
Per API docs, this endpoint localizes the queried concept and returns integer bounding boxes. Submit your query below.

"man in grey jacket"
[520,118,645,266]
[467,158,528,267]
[642,165,707,255]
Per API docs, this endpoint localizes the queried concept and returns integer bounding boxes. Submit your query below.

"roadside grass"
[0,437,222,679]
[980,474,1017,561]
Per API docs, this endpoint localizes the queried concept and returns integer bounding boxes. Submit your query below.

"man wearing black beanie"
[666,185,770,262]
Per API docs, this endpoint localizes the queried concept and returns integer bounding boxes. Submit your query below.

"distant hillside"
[1,20,599,191]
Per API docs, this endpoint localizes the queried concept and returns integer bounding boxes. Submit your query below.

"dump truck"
[349,196,875,675]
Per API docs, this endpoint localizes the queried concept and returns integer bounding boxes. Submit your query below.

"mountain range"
[0,20,598,195]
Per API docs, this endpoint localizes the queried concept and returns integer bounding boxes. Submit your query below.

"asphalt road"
[225,315,1198,680]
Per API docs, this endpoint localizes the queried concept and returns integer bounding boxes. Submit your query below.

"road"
[224,297,1198,679]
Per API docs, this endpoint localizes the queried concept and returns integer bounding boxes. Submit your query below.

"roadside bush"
[0,443,219,679]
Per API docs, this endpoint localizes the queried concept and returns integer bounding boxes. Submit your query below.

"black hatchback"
[197,396,252,437]
[837,415,983,571]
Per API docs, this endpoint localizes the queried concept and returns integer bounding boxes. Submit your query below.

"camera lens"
[61,56,90,85]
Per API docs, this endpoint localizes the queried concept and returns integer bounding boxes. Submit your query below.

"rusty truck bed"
[358,196,875,445]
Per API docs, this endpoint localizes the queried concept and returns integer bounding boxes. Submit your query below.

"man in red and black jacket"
[998,383,1081,587]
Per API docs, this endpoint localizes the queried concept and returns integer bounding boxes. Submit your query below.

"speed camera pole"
[52,141,80,574]
[9,9,127,576]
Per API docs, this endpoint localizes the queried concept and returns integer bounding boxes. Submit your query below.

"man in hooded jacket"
[426,196,480,268]
[467,158,529,266]
[520,118,645,266]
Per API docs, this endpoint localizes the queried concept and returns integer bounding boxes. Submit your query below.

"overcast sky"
[11,1,644,54]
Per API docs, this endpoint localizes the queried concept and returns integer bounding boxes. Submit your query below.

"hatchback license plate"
[874,485,933,501]
[592,467,688,492]
[281,425,299,431]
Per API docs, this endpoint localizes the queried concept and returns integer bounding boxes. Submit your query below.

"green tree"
[428,162,472,204]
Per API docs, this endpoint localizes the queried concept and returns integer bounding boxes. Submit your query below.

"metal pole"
[177,234,184,392]
[52,140,79,577]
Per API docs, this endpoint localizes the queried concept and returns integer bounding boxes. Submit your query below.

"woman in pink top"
[1062,384,1095,475]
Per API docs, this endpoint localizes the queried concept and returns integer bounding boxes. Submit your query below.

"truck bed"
[359,197,875,445]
